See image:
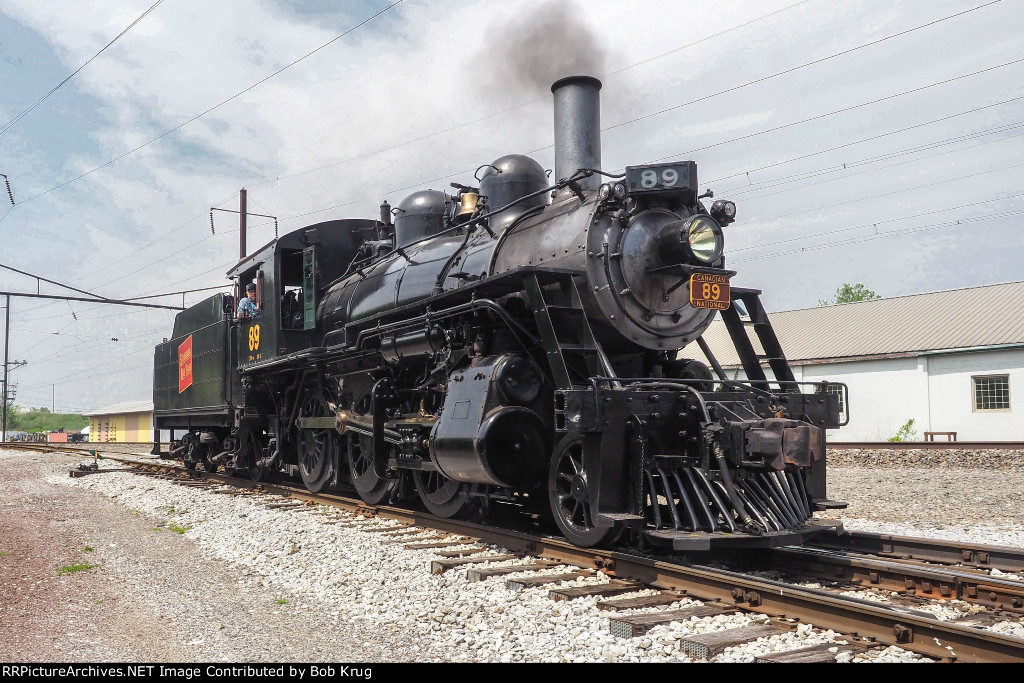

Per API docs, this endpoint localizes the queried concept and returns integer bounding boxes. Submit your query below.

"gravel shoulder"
[0,449,436,663]
[819,449,1024,545]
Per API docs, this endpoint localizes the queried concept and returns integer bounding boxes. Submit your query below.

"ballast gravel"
[2,446,1023,663]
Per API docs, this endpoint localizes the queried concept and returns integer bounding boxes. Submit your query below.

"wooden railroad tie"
[754,642,866,663]
[506,570,596,591]
[405,539,476,550]
[597,592,685,611]
[549,580,645,602]
[467,560,557,582]
[430,554,518,574]
[383,533,447,545]
[608,605,727,638]
[362,525,412,533]
[680,624,784,660]
[433,546,487,557]
[378,528,423,537]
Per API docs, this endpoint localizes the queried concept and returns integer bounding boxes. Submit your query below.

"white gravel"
[4,447,1024,663]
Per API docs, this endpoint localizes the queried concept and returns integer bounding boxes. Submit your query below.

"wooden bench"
[924,431,957,441]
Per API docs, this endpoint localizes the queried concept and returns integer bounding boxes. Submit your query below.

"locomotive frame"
[154,76,847,551]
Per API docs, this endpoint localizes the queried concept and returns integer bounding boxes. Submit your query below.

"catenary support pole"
[2,294,8,441]
[240,188,247,260]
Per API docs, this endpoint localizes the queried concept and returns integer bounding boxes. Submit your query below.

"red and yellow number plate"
[689,273,731,311]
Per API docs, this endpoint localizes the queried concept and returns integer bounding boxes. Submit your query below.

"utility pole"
[239,188,247,260]
[2,294,8,441]
[0,296,24,441]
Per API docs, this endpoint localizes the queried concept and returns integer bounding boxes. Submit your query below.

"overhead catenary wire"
[0,0,166,138]
[731,207,1024,265]
[731,191,1024,255]
[740,159,1024,228]
[722,122,1024,201]
[0,0,406,226]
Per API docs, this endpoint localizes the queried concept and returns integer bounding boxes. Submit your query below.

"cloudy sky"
[0,0,1021,414]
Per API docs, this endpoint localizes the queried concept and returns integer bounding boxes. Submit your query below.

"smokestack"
[551,75,602,194]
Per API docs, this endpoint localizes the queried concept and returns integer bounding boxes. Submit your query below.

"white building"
[695,281,1024,442]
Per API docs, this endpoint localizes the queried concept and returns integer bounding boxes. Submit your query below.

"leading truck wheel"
[297,392,336,493]
[548,434,618,547]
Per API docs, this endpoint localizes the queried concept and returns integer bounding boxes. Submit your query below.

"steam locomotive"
[154,76,847,550]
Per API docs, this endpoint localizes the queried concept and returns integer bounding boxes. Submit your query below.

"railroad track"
[8,442,1024,662]
[829,442,1024,450]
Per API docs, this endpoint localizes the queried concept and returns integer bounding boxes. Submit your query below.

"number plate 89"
[689,273,731,311]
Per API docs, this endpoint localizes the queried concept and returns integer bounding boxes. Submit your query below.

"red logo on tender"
[178,335,193,393]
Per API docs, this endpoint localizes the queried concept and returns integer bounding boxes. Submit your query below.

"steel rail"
[829,441,1024,450]
[763,545,1024,614]
[809,530,1024,573]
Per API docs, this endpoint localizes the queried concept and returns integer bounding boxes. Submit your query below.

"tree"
[6,405,87,433]
[818,282,880,306]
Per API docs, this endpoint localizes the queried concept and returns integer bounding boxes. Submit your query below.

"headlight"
[686,216,724,263]
[612,182,627,199]
[656,214,725,266]
[598,184,611,200]
[710,199,736,225]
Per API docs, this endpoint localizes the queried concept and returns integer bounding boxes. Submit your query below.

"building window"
[973,375,1010,411]
[825,384,845,413]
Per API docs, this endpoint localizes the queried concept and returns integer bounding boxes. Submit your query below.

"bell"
[454,192,479,223]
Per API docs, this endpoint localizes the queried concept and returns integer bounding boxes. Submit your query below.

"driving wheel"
[348,434,396,505]
[246,433,266,482]
[412,470,478,519]
[297,391,337,493]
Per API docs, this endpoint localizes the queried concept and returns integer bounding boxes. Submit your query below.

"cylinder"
[551,76,602,193]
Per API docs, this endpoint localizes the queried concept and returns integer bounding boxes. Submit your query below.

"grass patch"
[58,563,100,576]
[167,523,190,535]
[0,551,10,558]
[83,546,94,552]
[276,598,288,605]
[161,505,176,515]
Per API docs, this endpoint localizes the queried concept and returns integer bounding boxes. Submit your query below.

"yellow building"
[84,401,153,443]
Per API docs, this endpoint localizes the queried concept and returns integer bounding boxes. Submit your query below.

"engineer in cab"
[235,282,260,322]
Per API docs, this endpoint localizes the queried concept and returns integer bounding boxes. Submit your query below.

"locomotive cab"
[226,219,373,368]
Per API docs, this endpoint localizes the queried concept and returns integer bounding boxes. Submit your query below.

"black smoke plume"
[477,1,607,98]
